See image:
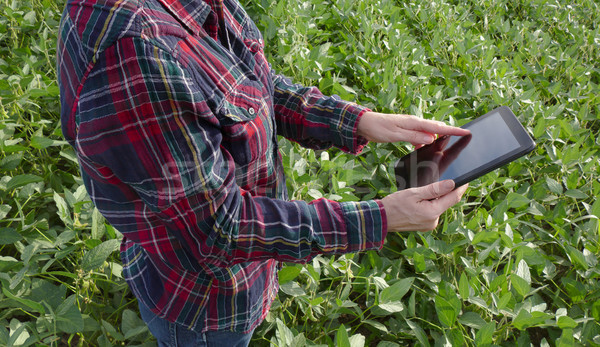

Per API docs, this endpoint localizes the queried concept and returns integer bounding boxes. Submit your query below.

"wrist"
[356,111,374,139]
[353,108,371,151]
[375,199,389,240]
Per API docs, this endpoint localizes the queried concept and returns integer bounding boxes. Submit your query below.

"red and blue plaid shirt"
[58,0,387,333]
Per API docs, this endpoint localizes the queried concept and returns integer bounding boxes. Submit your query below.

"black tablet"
[394,106,536,190]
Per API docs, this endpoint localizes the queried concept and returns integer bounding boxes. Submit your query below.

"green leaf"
[348,334,365,347]
[91,207,106,240]
[377,342,401,347]
[101,319,125,341]
[435,295,458,327]
[2,145,29,153]
[408,290,416,317]
[490,274,507,292]
[511,274,531,298]
[53,192,72,226]
[30,136,55,149]
[2,286,45,313]
[516,260,531,284]
[564,189,587,199]
[507,192,530,209]
[380,277,414,303]
[0,256,21,272]
[459,273,470,299]
[363,319,388,333]
[557,329,575,347]
[279,281,305,297]
[278,265,302,284]
[512,310,551,330]
[55,295,84,334]
[336,325,351,347]
[565,245,589,270]
[472,231,498,245]
[377,302,405,314]
[479,238,501,263]
[309,297,324,306]
[367,250,383,270]
[275,319,294,346]
[29,279,66,311]
[0,228,22,245]
[591,199,600,219]
[475,321,496,346]
[498,292,512,310]
[55,230,76,248]
[6,174,43,190]
[592,300,600,321]
[0,205,11,220]
[60,148,79,164]
[512,260,531,297]
[492,200,509,223]
[562,277,586,302]
[471,78,481,95]
[414,251,426,272]
[459,311,486,329]
[81,239,121,272]
[290,333,307,347]
[407,233,417,249]
[122,309,148,339]
[557,316,578,329]
[0,153,23,171]
[546,177,563,194]
[512,310,532,330]
[445,327,467,346]
[406,320,430,347]
[7,320,29,346]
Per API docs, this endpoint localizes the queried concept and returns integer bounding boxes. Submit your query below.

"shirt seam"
[68,5,145,143]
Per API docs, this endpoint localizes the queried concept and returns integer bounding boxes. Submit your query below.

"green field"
[1,0,599,345]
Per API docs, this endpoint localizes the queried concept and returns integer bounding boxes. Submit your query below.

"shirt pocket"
[217,83,271,166]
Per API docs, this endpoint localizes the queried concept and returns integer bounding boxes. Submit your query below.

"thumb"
[417,180,455,200]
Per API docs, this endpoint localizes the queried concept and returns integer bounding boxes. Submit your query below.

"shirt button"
[248,107,256,115]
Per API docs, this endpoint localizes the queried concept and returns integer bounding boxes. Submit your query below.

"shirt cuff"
[340,199,387,252]
[352,108,371,154]
[332,101,371,154]
[375,199,388,247]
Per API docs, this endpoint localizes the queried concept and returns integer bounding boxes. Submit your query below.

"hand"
[357,111,470,146]
[381,180,468,232]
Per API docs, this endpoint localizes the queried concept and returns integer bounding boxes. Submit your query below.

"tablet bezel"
[394,106,536,189]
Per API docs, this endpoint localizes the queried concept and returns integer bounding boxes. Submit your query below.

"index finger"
[403,117,470,137]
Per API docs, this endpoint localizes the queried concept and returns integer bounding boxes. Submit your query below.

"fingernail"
[422,134,433,143]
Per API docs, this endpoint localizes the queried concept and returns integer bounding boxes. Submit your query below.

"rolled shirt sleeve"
[272,74,370,154]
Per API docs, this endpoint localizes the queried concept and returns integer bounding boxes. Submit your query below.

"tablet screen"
[394,107,534,189]
[439,111,521,179]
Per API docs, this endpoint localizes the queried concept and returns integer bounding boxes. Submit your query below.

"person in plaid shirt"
[57,0,469,344]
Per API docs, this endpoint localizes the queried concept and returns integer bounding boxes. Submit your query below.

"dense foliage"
[0,0,599,345]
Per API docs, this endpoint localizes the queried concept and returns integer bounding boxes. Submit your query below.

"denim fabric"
[138,301,254,347]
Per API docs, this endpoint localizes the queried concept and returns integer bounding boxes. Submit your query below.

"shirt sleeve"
[74,37,387,270]
[271,74,370,154]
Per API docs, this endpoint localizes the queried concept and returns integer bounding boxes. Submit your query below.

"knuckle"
[407,188,421,201]
[424,184,436,197]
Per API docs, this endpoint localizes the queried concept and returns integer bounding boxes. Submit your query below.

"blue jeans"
[138,301,254,347]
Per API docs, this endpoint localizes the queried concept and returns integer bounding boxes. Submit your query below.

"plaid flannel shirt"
[57,0,387,333]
